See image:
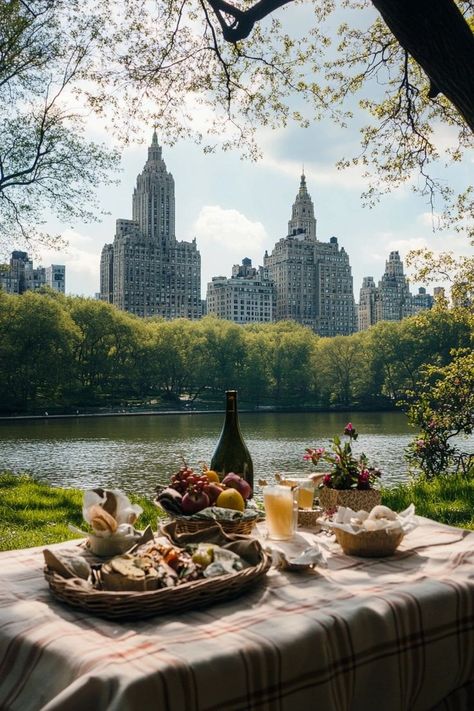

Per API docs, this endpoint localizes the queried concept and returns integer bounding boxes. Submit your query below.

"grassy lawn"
[1,470,474,552]
[382,473,474,530]
[0,472,161,552]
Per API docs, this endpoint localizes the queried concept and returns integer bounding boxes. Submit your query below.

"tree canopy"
[0,1,119,249]
[85,0,473,236]
[1,0,473,250]
[0,289,471,415]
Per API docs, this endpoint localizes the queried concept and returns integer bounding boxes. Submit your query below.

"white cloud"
[38,229,101,297]
[193,205,268,291]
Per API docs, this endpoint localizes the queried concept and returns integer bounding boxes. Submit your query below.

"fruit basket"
[155,466,260,536]
[155,500,260,536]
[43,524,271,620]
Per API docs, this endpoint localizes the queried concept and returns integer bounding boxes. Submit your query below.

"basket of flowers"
[305,423,382,512]
[155,465,260,536]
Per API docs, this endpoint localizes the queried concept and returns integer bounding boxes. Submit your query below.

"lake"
[0,411,416,496]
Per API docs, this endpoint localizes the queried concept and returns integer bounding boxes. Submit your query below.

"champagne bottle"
[210,390,254,493]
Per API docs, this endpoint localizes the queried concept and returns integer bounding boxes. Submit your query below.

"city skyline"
[30,119,471,302]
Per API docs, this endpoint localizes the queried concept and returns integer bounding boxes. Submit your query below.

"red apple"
[221,473,252,501]
[181,490,210,515]
[203,482,224,505]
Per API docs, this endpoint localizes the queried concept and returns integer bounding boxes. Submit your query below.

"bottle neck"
[225,391,238,426]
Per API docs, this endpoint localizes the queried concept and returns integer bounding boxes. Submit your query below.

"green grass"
[382,473,474,530]
[2,471,474,552]
[0,472,162,552]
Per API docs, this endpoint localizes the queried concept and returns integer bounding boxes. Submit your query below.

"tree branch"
[206,0,294,42]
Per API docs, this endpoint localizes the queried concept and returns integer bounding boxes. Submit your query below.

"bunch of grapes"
[170,466,210,495]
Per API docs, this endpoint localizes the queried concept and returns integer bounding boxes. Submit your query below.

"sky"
[32,4,472,302]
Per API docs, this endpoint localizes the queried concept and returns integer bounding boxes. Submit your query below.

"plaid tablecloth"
[1,517,474,711]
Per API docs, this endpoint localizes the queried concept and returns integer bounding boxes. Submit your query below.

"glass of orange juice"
[277,475,315,510]
[263,485,297,540]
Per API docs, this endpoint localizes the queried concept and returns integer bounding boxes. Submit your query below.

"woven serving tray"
[44,531,270,620]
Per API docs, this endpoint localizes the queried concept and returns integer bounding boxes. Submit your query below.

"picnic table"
[1,516,474,710]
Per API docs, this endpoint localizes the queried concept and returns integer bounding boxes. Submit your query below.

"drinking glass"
[286,478,315,510]
[263,485,297,541]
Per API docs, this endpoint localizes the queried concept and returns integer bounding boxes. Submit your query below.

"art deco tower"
[264,174,356,336]
[132,132,175,245]
[100,132,201,319]
[288,173,317,241]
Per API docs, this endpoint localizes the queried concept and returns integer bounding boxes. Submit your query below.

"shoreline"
[0,405,399,423]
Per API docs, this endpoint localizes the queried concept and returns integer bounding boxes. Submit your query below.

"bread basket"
[334,527,404,557]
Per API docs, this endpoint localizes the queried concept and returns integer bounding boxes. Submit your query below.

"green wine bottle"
[210,390,254,493]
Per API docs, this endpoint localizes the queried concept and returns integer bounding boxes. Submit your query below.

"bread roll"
[89,504,118,534]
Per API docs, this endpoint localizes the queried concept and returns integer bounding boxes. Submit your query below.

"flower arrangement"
[304,423,382,491]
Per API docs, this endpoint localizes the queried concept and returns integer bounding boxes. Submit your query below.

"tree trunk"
[371,0,474,132]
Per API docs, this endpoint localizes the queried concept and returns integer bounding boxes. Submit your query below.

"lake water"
[0,411,416,496]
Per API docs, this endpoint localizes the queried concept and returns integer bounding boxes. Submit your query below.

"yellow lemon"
[203,470,220,483]
[216,489,245,513]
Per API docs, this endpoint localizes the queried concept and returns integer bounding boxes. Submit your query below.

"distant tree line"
[0,289,472,415]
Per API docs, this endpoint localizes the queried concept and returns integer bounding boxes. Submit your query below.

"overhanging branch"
[206,0,293,42]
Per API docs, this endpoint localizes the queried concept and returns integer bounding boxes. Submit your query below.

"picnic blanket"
[1,516,474,710]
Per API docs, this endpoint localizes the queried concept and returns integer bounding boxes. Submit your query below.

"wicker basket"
[155,500,259,536]
[44,537,270,620]
[318,487,381,513]
[297,508,322,529]
[334,527,404,557]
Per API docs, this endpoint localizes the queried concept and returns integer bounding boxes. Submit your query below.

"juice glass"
[285,478,315,510]
[263,485,297,541]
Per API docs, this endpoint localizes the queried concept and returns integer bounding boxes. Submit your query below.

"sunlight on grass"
[2,470,474,552]
[382,473,474,530]
[0,472,162,552]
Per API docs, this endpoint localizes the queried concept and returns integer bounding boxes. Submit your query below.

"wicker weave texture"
[334,528,404,557]
[44,547,270,620]
[171,516,257,536]
[318,488,381,513]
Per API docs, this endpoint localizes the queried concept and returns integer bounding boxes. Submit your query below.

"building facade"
[100,132,202,319]
[358,251,434,330]
[206,258,275,324]
[357,276,377,331]
[0,251,65,294]
[45,265,66,293]
[263,174,356,336]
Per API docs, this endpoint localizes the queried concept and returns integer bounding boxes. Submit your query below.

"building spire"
[147,128,162,164]
[288,171,316,241]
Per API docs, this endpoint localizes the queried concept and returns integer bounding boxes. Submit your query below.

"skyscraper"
[100,132,202,319]
[375,251,412,322]
[357,251,434,330]
[358,276,377,331]
[264,174,356,336]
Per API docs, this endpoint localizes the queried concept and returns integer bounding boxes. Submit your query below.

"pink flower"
[304,447,325,463]
[323,474,332,486]
[358,469,370,483]
[345,422,353,432]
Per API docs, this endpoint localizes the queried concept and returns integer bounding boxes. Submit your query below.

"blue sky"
[35,3,472,301]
